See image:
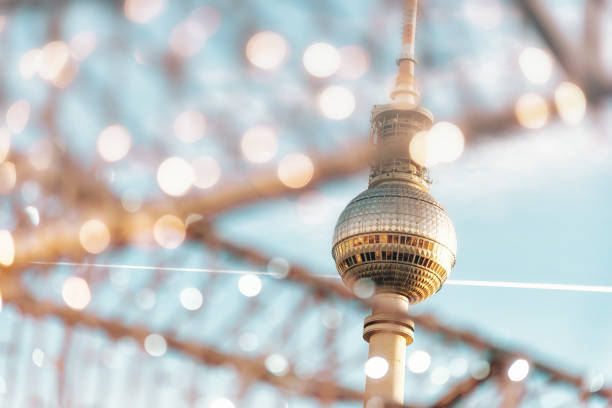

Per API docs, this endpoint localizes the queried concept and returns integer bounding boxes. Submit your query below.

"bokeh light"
[0,128,9,163]
[70,31,97,60]
[19,49,42,79]
[179,287,203,310]
[174,110,206,143]
[238,332,259,352]
[246,31,288,70]
[0,230,15,267]
[430,366,450,385]
[6,100,30,134]
[191,155,221,189]
[170,19,206,57]
[238,274,262,297]
[241,126,279,163]
[32,348,45,367]
[153,215,186,249]
[507,358,530,382]
[97,125,131,162]
[157,157,194,196]
[318,86,355,120]
[407,350,431,374]
[409,131,436,167]
[303,42,340,78]
[519,47,553,84]
[210,398,235,408]
[338,46,370,79]
[124,0,166,24]
[353,278,376,299]
[267,257,290,279]
[470,360,491,380]
[0,161,16,195]
[144,334,167,357]
[364,356,389,379]
[515,93,549,129]
[277,153,314,189]
[39,41,70,81]
[28,139,54,171]
[428,121,465,164]
[62,276,92,310]
[555,82,587,125]
[79,219,111,254]
[265,354,289,376]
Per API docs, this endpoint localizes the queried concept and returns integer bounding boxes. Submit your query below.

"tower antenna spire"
[391,0,420,104]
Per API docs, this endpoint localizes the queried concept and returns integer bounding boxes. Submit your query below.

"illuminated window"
[375,251,381,260]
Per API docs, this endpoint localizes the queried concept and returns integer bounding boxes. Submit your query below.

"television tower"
[331,0,457,405]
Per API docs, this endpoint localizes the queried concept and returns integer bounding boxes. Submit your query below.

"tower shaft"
[363,293,414,406]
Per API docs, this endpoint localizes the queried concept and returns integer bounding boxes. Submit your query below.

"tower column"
[363,293,414,406]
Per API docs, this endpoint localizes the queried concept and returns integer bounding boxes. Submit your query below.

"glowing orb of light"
[246,31,289,70]
[32,348,45,367]
[144,334,167,357]
[62,276,92,310]
[79,219,111,254]
[337,46,370,80]
[180,287,203,311]
[153,215,186,249]
[19,49,42,79]
[427,121,465,164]
[70,31,97,61]
[519,47,553,84]
[97,125,131,162]
[210,398,235,408]
[124,0,166,24]
[157,157,194,196]
[191,155,221,189]
[174,110,206,143]
[39,41,69,81]
[364,356,389,379]
[430,366,450,385]
[407,350,431,374]
[507,358,530,382]
[515,93,549,129]
[353,278,376,299]
[318,86,356,120]
[0,161,16,195]
[0,230,15,267]
[6,100,30,134]
[409,131,437,168]
[303,42,340,78]
[238,274,262,297]
[277,153,314,189]
[555,82,587,125]
[241,126,278,163]
[470,360,491,380]
[0,127,9,163]
[265,354,289,376]
[238,332,259,352]
[170,20,206,57]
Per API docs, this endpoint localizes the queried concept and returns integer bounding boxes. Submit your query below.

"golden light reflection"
[6,100,30,134]
[70,31,97,61]
[153,214,185,249]
[0,161,16,195]
[554,82,587,125]
[318,86,355,120]
[246,31,288,70]
[170,20,206,57]
[124,0,166,24]
[519,47,553,84]
[303,42,340,78]
[241,126,278,163]
[173,110,206,142]
[0,127,10,163]
[157,157,194,196]
[515,93,549,129]
[19,49,42,79]
[0,230,15,267]
[79,219,111,254]
[62,276,92,310]
[97,125,132,162]
[277,153,314,189]
[39,41,70,81]
[191,155,221,189]
[337,46,370,80]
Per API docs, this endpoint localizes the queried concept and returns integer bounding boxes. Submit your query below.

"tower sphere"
[331,105,457,304]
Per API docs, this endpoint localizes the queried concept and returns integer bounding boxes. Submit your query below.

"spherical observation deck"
[332,182,457,304]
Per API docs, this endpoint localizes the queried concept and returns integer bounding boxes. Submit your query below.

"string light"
[515,93,549,129]
[238,274,262,297]
[153,215,186,249]
[191,155,221,189]
[337,46,370,80]
[277,153,314,188]
[318,86,355,120]
[62,276,92,310]
[124,0,166,24]
[554,82,587,125]
[265,354,289,376]
[364,356,389,379]
[246,31,289,70]
[6,100,30,134]
[0,230,15,267]
[97,125,131,162]
[210,398,235,408]
[157,157,194,196]
[0,161,16,195]
[507,359,530,382]
[79,219,111,254]
[170,20,206,57]
[70,31,97,60]
[173,110,206,142]
[519,47,553,84]
[19,49,42,79]
[240,126,278,163]
[39,41,70,81]
[407,350,431,374]
[0,127,9,162]
[179,287,203,310]
[303,42,340,78]
[144,334,167,357]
